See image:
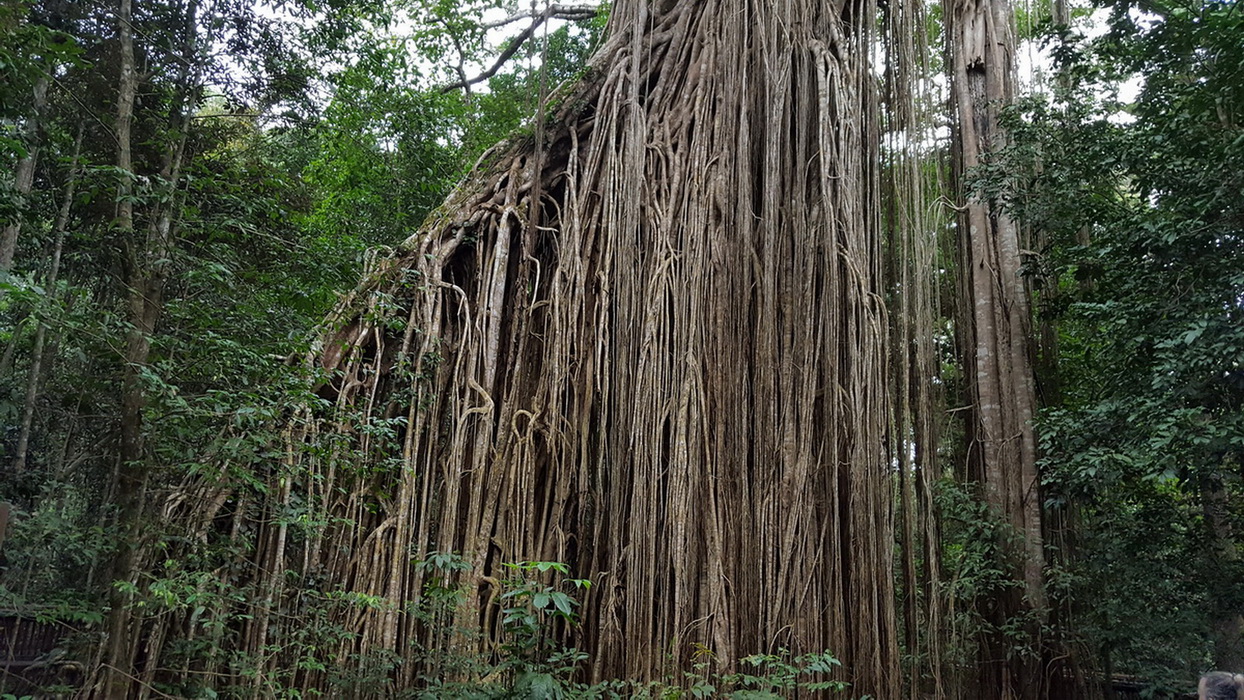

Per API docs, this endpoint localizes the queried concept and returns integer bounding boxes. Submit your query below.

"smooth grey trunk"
[946,0,1047,694]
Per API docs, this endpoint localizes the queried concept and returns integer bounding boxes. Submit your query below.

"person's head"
[1199,672,1244,700]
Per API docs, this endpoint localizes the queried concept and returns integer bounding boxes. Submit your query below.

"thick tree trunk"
[122,0,979,696]
[946,0,1047,695]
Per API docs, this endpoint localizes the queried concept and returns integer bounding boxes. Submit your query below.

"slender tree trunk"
[100,0,142,692]
[0,316,30,377]
[0,73,49,274]
[13,124,84,472]
[1202,468,1244,670]
[98,0,199,686]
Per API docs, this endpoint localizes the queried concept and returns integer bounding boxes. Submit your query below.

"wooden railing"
[0,615,71,669]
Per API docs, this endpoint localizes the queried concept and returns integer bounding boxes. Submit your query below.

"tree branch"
[480,3,600,29]
[440,3,601,94]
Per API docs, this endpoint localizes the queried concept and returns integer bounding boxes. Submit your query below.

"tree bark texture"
[882,0,947,693]
[945,0,1047,695]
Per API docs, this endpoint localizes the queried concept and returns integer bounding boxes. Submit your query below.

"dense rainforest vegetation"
[0,0,1239,697]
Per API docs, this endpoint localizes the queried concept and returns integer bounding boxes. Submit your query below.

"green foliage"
[0,4,81,226]
[604,647,849,700]
[397,555,851,699]
[303,63,466,251]
[403,556,600,698]
[720,649,849,696]
[933,479,1048,675]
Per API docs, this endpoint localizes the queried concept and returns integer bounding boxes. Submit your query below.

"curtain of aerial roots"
[229,0,927,695]
[882,0,947,693]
